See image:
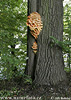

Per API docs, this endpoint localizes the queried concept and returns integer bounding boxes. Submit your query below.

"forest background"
[0,0,71,98]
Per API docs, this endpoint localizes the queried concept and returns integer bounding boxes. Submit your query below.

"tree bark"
[25,0,37,80]
[25,0,67,85]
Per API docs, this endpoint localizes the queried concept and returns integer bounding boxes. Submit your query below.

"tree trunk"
[25,0,37,80]
[25,0,67,85]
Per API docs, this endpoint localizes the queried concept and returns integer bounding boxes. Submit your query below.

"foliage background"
[0,0,27,79]
[63,2,71,71]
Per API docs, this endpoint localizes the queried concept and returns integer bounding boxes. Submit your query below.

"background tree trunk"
[25,0,67,85]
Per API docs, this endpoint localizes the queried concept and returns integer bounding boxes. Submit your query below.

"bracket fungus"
[26,12,43,53]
